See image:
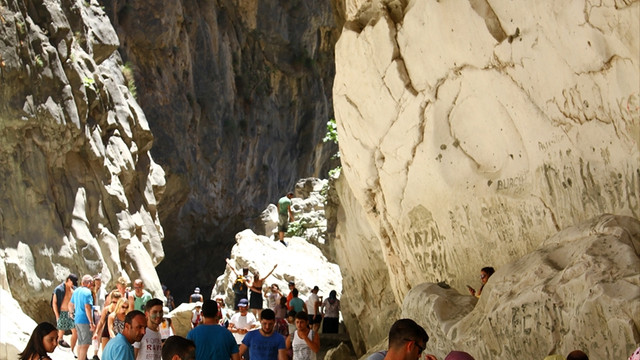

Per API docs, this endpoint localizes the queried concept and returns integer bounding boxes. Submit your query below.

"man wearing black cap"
[229,299,257,345]
[187,299,239,360]
[51,273,78,349]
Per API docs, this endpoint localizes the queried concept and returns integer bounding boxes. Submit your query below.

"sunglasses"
[404,339,424,355]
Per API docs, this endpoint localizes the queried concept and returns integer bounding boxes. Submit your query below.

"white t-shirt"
[230,312,257,344]
[134,327,162,360]
[305,293,319,315]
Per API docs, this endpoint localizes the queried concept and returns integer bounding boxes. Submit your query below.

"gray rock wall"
[99,0,341,298]
[0,0,165,320]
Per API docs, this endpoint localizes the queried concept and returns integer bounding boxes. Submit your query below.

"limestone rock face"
[0,1,166,320]
[331,0,639,352]
[402,215,640,360]
[99,0,341,299]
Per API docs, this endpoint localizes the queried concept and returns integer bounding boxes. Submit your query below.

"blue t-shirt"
[242,330,286,360]
[289,298,305,313]
[102,333,134,360]
[187,324,238,360]
[70,287,93,324]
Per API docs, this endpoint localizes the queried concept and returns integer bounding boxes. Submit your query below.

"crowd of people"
[19,261,639,360]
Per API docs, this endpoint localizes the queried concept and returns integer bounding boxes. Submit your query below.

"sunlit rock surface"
[402,215,640,360]
[331,0,639,354]
[0,0,166,321]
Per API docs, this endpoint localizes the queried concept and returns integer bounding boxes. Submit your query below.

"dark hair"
[329,290,337,300]
[292,288,299,297]
[388,319,429,349]
[162,335,195,360]
[18,322,57,360]
[287,310,297,318]
[481,267,495,277]
[67,273,78,287]
[567,350,589,360]
[261,308,276,320]
[202,299,220,318]
[125,310,146,325]
[295,311,308,321]
[145,298,164,312]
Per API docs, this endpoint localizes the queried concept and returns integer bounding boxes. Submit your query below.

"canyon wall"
[99,0,340,298]
[331,0,639,355]
[0,0,165,320]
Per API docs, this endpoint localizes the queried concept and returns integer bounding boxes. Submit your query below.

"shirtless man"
[52,273,78,350]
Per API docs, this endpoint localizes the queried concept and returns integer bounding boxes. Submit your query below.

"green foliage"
[121,62,137,99]
[82,76,95,89]
[323,118,341,177]
[285,220,305,237]
[34,54,44,68]
[322,118,338,144]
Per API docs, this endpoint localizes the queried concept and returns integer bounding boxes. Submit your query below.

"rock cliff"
[331,0,639,355]
[0,0,165,320]
[99,0,340,298]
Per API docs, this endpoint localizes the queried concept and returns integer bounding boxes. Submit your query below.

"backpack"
[232,277,246,294]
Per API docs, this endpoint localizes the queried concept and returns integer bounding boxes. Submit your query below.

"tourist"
[18,322,58,360]
[444,351,475,360]
[380,319,436,360]
[566,350,589,360]
[134,298,164,359]
[93,291,122,355]
[229,299,257,345]
[214,295,231,327]
[108,298,129,337]
[289,289,307,313]
[70,274,96,360]
[249,264,278,316]
[191,302,203,328]
[102,310,146,360]
[286,311,297,335]
[159,307,175,342]
[321,290,340,334]
[467,267,495,298]
[226,258,250,310]
[51,273,78,350]
[277,192,295,246]
[115,277,129,300]
[189,287,203,303]
[187,299,239,360]
[286,281,296,310]
[266,284,283,311]
[161,336,195,360]
[129,279,152,312]
[239,309,287,360]
[286,312,320,360]
[305,286,322,333]
[163,285,176,311]
[274,297,289,337]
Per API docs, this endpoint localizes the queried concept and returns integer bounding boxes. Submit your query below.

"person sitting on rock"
[467,267,495,298]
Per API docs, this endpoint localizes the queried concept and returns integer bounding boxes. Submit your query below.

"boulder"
[0,289,36,359]
[213,229,342,312]
[402,215,640,360]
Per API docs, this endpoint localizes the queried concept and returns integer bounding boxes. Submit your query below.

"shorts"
[308,314,322,325]
[278,213,289,232]
[57,311,75,331]
[76,323,92,345]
